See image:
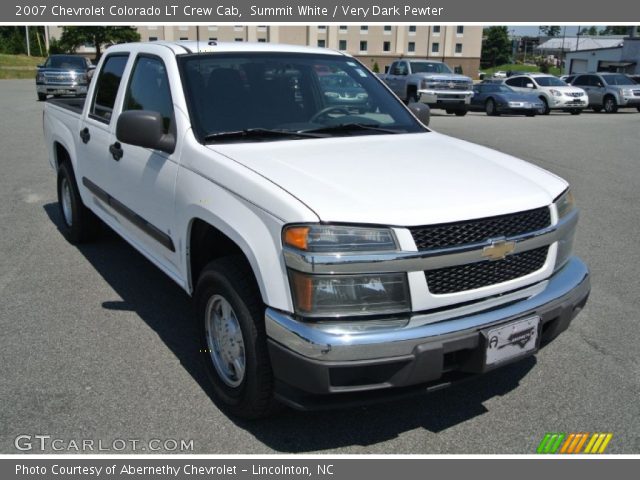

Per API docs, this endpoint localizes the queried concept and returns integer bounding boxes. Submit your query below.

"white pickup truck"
[43,41,590,418]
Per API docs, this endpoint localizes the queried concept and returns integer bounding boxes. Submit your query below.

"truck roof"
[118,40,346,57]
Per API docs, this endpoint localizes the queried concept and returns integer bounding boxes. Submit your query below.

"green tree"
[372,61,380,73]
[539,26,561,37]
[600,26,638,35]
[580,26,600,36]
[0,26,45,55]
[481,27,511,68]
[59,26,140,61]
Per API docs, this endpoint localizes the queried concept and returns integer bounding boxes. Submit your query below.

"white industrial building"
[564,37,640,74]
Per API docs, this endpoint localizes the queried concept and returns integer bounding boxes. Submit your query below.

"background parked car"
[35,54,95,101]
[470,83,544,116]
[492,71,508,79]
[570,73,640,113]
[504,74,587,115]
[318,72,369,106]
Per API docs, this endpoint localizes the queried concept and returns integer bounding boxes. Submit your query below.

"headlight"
[36,72,45,83]
[288,270,410,317]
[621,88,633,96]
[77,74,88,84]
[554,188,575,219]
[553,189,576,270]
[283,225,397,252]
[550,89,563,97]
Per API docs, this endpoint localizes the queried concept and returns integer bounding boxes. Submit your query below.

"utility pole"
[25,26,31,56]
[44,26,50,54]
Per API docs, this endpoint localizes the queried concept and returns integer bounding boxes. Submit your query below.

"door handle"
[109,142,123,161]
[80,127,90,144]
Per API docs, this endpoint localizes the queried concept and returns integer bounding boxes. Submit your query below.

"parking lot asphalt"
[0,79,639,454]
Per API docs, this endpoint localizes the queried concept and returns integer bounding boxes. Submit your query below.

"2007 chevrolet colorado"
[43,41,590,418]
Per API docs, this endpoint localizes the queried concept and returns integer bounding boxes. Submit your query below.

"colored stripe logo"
[537,433,613,454]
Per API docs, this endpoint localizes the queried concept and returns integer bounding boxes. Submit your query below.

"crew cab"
[379,59,474,115]
[43,42,590,418]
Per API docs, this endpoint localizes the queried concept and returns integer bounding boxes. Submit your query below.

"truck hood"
[207,132,567,226]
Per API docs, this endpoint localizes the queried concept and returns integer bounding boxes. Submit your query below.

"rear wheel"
[603,95,618,113]
[195,257,278,419]
[56,162,100,244]
[485,98,498,116]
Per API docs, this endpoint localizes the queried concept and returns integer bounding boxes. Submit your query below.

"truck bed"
[46,97,86,115]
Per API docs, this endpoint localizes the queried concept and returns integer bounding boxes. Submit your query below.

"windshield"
[409,62,453,74]
[179,52,425,142]
[534,76,568,87]
[602,74,636,86]
[45,56,86,70]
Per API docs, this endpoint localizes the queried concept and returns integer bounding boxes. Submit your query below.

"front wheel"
[195,257,278,419]
[603,96,618,113]
[37,93,47,101]
[570,109,582,115]
[539,98,550,115]
[636,107,640,113]
[454,109,468,117]
[485,98,498,116]
[56,162,100,243]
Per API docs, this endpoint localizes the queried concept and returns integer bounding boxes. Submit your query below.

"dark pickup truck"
[36,54,95,101]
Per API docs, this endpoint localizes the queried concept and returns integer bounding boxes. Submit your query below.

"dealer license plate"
[485,317,540,366]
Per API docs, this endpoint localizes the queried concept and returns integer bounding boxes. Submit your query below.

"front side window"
[178,52,425,142]
[123,55,174,134]
[90,54,128,123]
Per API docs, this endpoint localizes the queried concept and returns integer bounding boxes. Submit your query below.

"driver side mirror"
[526,83,535,89]
[408,102,430,127]
[116,110,176,154]
[37,64,44,68]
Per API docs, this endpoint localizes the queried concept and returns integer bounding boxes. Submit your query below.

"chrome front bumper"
[417,89,474,105]
[266,256,589,363]
[36,84,88,95]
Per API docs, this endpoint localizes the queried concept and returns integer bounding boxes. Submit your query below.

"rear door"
[77,53,130,210]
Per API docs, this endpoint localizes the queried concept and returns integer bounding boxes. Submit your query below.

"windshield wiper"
[299,123,404,135]
[203,128,324,143]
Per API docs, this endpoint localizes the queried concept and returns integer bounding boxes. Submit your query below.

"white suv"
[504,74,588,115]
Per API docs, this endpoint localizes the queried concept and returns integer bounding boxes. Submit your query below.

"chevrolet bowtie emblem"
[482,239,516,261]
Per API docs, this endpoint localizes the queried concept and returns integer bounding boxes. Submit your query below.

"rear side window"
[90,54,129,123]
[123,55,174,134]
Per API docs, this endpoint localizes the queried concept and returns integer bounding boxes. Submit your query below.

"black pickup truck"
[36,54,95,101]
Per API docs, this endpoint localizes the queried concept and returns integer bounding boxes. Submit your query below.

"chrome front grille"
[409,207,551,251]
[425,247,549,294]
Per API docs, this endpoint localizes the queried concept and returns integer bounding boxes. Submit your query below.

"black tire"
[592,106,602,113]
[485,98,498,116]
[636,107,640,113]
[56,162,100,244]
[454,109,468,117]
[570,109,581,115]
[539,97,550,115]
[406,88,420,104]
[603,95,618,113]
[525,112,536,117]
[37,93,47,101]
[195,256,278,419]
[445,109,454,114]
